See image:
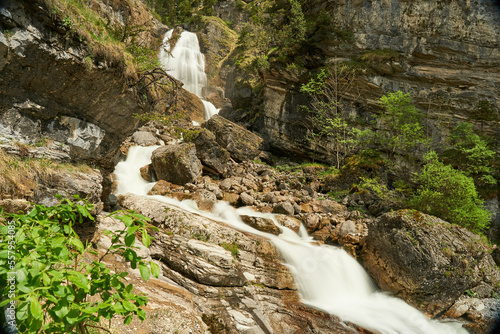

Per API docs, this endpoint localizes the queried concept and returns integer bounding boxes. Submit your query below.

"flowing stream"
[114,146,469,334]
[159,29,219,120]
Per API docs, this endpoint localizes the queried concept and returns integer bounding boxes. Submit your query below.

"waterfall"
[159,29,219,120]
[114,146,469,334]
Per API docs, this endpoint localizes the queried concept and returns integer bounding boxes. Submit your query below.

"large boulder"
[151,144,202,185]
[361,210,500,316]
[202,114,263,162]
[190,128,230,175]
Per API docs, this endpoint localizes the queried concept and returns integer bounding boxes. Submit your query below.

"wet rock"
[140,164,155,182]
[275,215,302,233]
[361,210,500,316]
[241,215,280,235]
[151,143,202,185]
[303,214,320,233]
[148,180,180,196]
[202,114,264,162]
[191,128,230,175]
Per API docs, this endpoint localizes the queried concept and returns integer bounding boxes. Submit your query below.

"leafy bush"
[0,196,160,333]
[410,151,490,234]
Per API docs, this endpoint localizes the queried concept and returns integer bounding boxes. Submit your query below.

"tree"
[443,122,497,187]
[377,91,429,158]
[0,196,160,333]
[300,65,370,167]
[410,151,490,234]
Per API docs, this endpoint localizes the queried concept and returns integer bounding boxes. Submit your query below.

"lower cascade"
[114,146,469,334]
[159,29,219,120]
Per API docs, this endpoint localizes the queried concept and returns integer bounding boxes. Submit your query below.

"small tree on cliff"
[377,91,429,158]
[300,64,370,167]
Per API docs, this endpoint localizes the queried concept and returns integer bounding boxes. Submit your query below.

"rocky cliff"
[221,0,500,163]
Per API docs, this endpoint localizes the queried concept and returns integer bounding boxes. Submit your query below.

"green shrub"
[0,196,160,333]
[410,151,490,234]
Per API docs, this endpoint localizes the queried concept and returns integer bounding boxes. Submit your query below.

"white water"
[114,146,469,334]
[159,29,219,120]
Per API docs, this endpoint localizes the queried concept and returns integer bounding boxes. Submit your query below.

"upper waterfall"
[159,29,219,120]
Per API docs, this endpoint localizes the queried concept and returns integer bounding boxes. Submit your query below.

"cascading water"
[159,29,219,120]
[114,146,469,334]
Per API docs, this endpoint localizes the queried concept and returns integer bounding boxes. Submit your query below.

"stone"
[202,114,264,162]
[223,192,240,205]
[191,128,231,175]
[241,215,280,235]
[444,300,469,318]
[148,180,177,196]
[275,215,302,233]
[303,214,320,233]
[151,143,202,185]
[338,220,357,237]
[272,201,294,216]
[132,131,158,146]
[0,199,31,214]
[140,164,155,182]
[240,192,255,206]
[361,210,500,316]
[193,189,217,212]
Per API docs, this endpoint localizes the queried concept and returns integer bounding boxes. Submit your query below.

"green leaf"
[141,230,151,247]
[0,299,11,307]
[150,261,160,279]
[122,300,137,312]
[17,301,29,320]
[124,233,136,247]
[124,314,133,325]
[30,295,43,320]
[65,309,80,325]
[137,308,146,321]
[112,302,125,314]
[121,214,134,227]
[125,284,134,294]
[52,300,69,318]
[138,263,150,281]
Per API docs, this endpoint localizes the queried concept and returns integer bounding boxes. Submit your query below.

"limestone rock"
[361,210,500,316]
[275,215,302,233]
[193,189,217,212]
[132,131,158,146]
[241,215,280,235]
[151,144,202,185]
[191,128,230,175]
[240,192,255,206]
[273,201,295,216]
[202,114,263,162]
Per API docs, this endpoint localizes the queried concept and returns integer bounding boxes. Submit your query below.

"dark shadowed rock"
[191,128,230,175]
[361,210,500,316]
[273,201,295,216]
[151,144,202,185]
[202,114,263,162]
[140,164,155,182]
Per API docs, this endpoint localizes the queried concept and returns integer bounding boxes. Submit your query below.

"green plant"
[464,289,477,297]
[221,242,239,259]
[410,151,491,234]
[0,195,160,333]
[376,91,429,158]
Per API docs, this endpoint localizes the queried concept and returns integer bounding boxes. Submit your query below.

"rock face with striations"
[361,210,500,316]
[202,114,264,162]
[151,143,202,185]
[191,128,231,175]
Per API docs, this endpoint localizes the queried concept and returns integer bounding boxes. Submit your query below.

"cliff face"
[0,0,166,167]
[224,0,500,163]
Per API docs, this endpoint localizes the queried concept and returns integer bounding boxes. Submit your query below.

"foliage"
[377,91,429,157]
[126,45,161,72]
[410,151,490,234]
[300,66,372,167]
[443,122,497,187]
[361,48,400,63]
[0,196,160,333]
[221,242,239,259]
[143,0,217,27]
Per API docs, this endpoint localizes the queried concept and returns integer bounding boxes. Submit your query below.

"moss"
[221,242,240,259]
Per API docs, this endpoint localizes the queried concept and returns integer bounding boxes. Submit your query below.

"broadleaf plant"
[0,195,160,333]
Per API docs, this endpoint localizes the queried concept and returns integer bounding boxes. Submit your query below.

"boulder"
[241,215,280,235]
[151,144,202,185]
[202,114,263,162]
[192,189,217,212]
[140,164,155,182]
[275,215,302,233]
[240,192,255,206]
[361,210,500,316]
[273,201,295,216]
[191,128,230,175]
[132,131,158,146]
